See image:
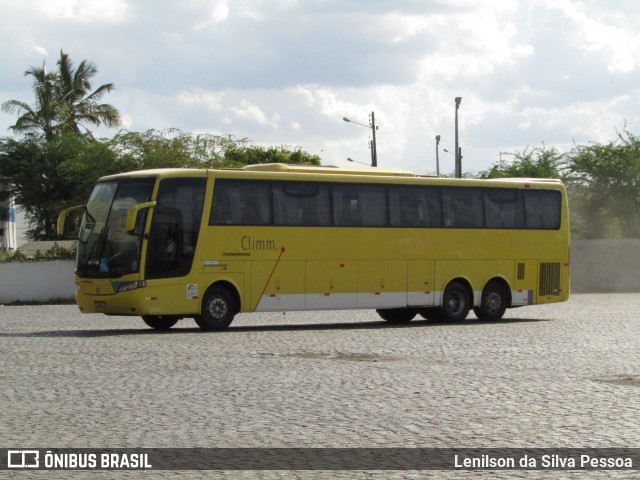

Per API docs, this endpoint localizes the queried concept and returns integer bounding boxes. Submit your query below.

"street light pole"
[435,135,441,176]
[370,111,378,167]
[454,97,462,178]
[343,112,378,167]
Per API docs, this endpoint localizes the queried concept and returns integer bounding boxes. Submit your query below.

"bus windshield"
[76,177,155,278]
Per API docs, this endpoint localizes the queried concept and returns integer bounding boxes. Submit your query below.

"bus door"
[143,177,207,315]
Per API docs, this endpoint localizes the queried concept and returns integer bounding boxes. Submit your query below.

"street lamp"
[435,135,441,176]
[343,111,378,167]
[454,97,462,178]
[347,157,370,166]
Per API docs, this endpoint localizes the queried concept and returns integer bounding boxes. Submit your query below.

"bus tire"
[376,308,416,323]
[195,286,236,330]
[142,315,180,330]
[441,281,470,322]
[473,280,509,321]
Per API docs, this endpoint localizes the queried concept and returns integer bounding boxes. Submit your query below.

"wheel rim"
[207,296,228,320]
[447,292,464,315]
[485,291,502,312]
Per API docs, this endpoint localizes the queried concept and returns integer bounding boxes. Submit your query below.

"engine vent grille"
[539,262,561,296]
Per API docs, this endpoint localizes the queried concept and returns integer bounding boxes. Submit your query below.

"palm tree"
[55,51,120,136]
[1,51,120,140]
[1,65,58,140]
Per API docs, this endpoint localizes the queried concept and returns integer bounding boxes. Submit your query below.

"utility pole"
[435,135,441,176]
[343,112,378,167]
[370,111,378,167]
[454,97,462,178]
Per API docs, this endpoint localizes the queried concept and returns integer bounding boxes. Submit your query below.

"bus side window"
[273,182,331,226]
[333,184,387,227]
[525,190,561,229]
[148,207,182,261]
[360,186,387,226]
[210,180,271,225]
[336,194,361,226]
[442,188,483,228]
[485,189,524,229]
[389,186,441,228]
[211,186,233,224]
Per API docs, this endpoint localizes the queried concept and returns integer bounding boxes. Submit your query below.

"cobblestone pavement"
[1,294,639,479]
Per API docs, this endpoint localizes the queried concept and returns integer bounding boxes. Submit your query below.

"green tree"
[1,67,58,140]
[566,129,640,238]
[107,129,252,169]
[55,51,120,136]
[0,134,118,239]
[107,130,320,170]
[479,144,566,179]
[224,144,321,166]
[2,51,119,140]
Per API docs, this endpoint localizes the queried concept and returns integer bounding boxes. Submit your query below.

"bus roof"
[489,177,565,185]
[99,168,208,181]
[97,165,564,191]
[242,163,417,177]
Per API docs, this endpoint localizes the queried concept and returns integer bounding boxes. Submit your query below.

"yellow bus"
[58,163,570,330]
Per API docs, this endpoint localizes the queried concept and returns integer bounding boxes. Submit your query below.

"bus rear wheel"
[473,280,508,322]
[142,315,180,330]
[195,286,236,330]
[376,308,416,323]
[441,281,471,322]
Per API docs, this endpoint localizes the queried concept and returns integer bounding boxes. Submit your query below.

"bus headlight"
[116,281,146,293]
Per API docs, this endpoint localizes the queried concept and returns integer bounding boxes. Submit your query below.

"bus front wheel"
[195,286,236,330]
[473,280,508,322]
[441,281,471,322]
[142,315,180,330]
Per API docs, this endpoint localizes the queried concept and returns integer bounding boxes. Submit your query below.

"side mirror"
[57,205,86,238]
[125,201,156,235]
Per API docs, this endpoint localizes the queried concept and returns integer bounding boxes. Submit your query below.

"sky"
[1,0,640,175]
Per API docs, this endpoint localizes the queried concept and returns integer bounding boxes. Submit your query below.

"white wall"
[570,239,640,293]
[0,260,75,304]
[14,205,29,248]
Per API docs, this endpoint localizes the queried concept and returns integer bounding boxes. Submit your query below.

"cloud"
[2,0,640,175]
[416,8,534,82]
[530,0,640,73]
[24,39,49,58]
[119,113,133,130]
[228,100,274,127]
[194,1,230,29]
[177,89,226,112]
[34,0,129,22]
